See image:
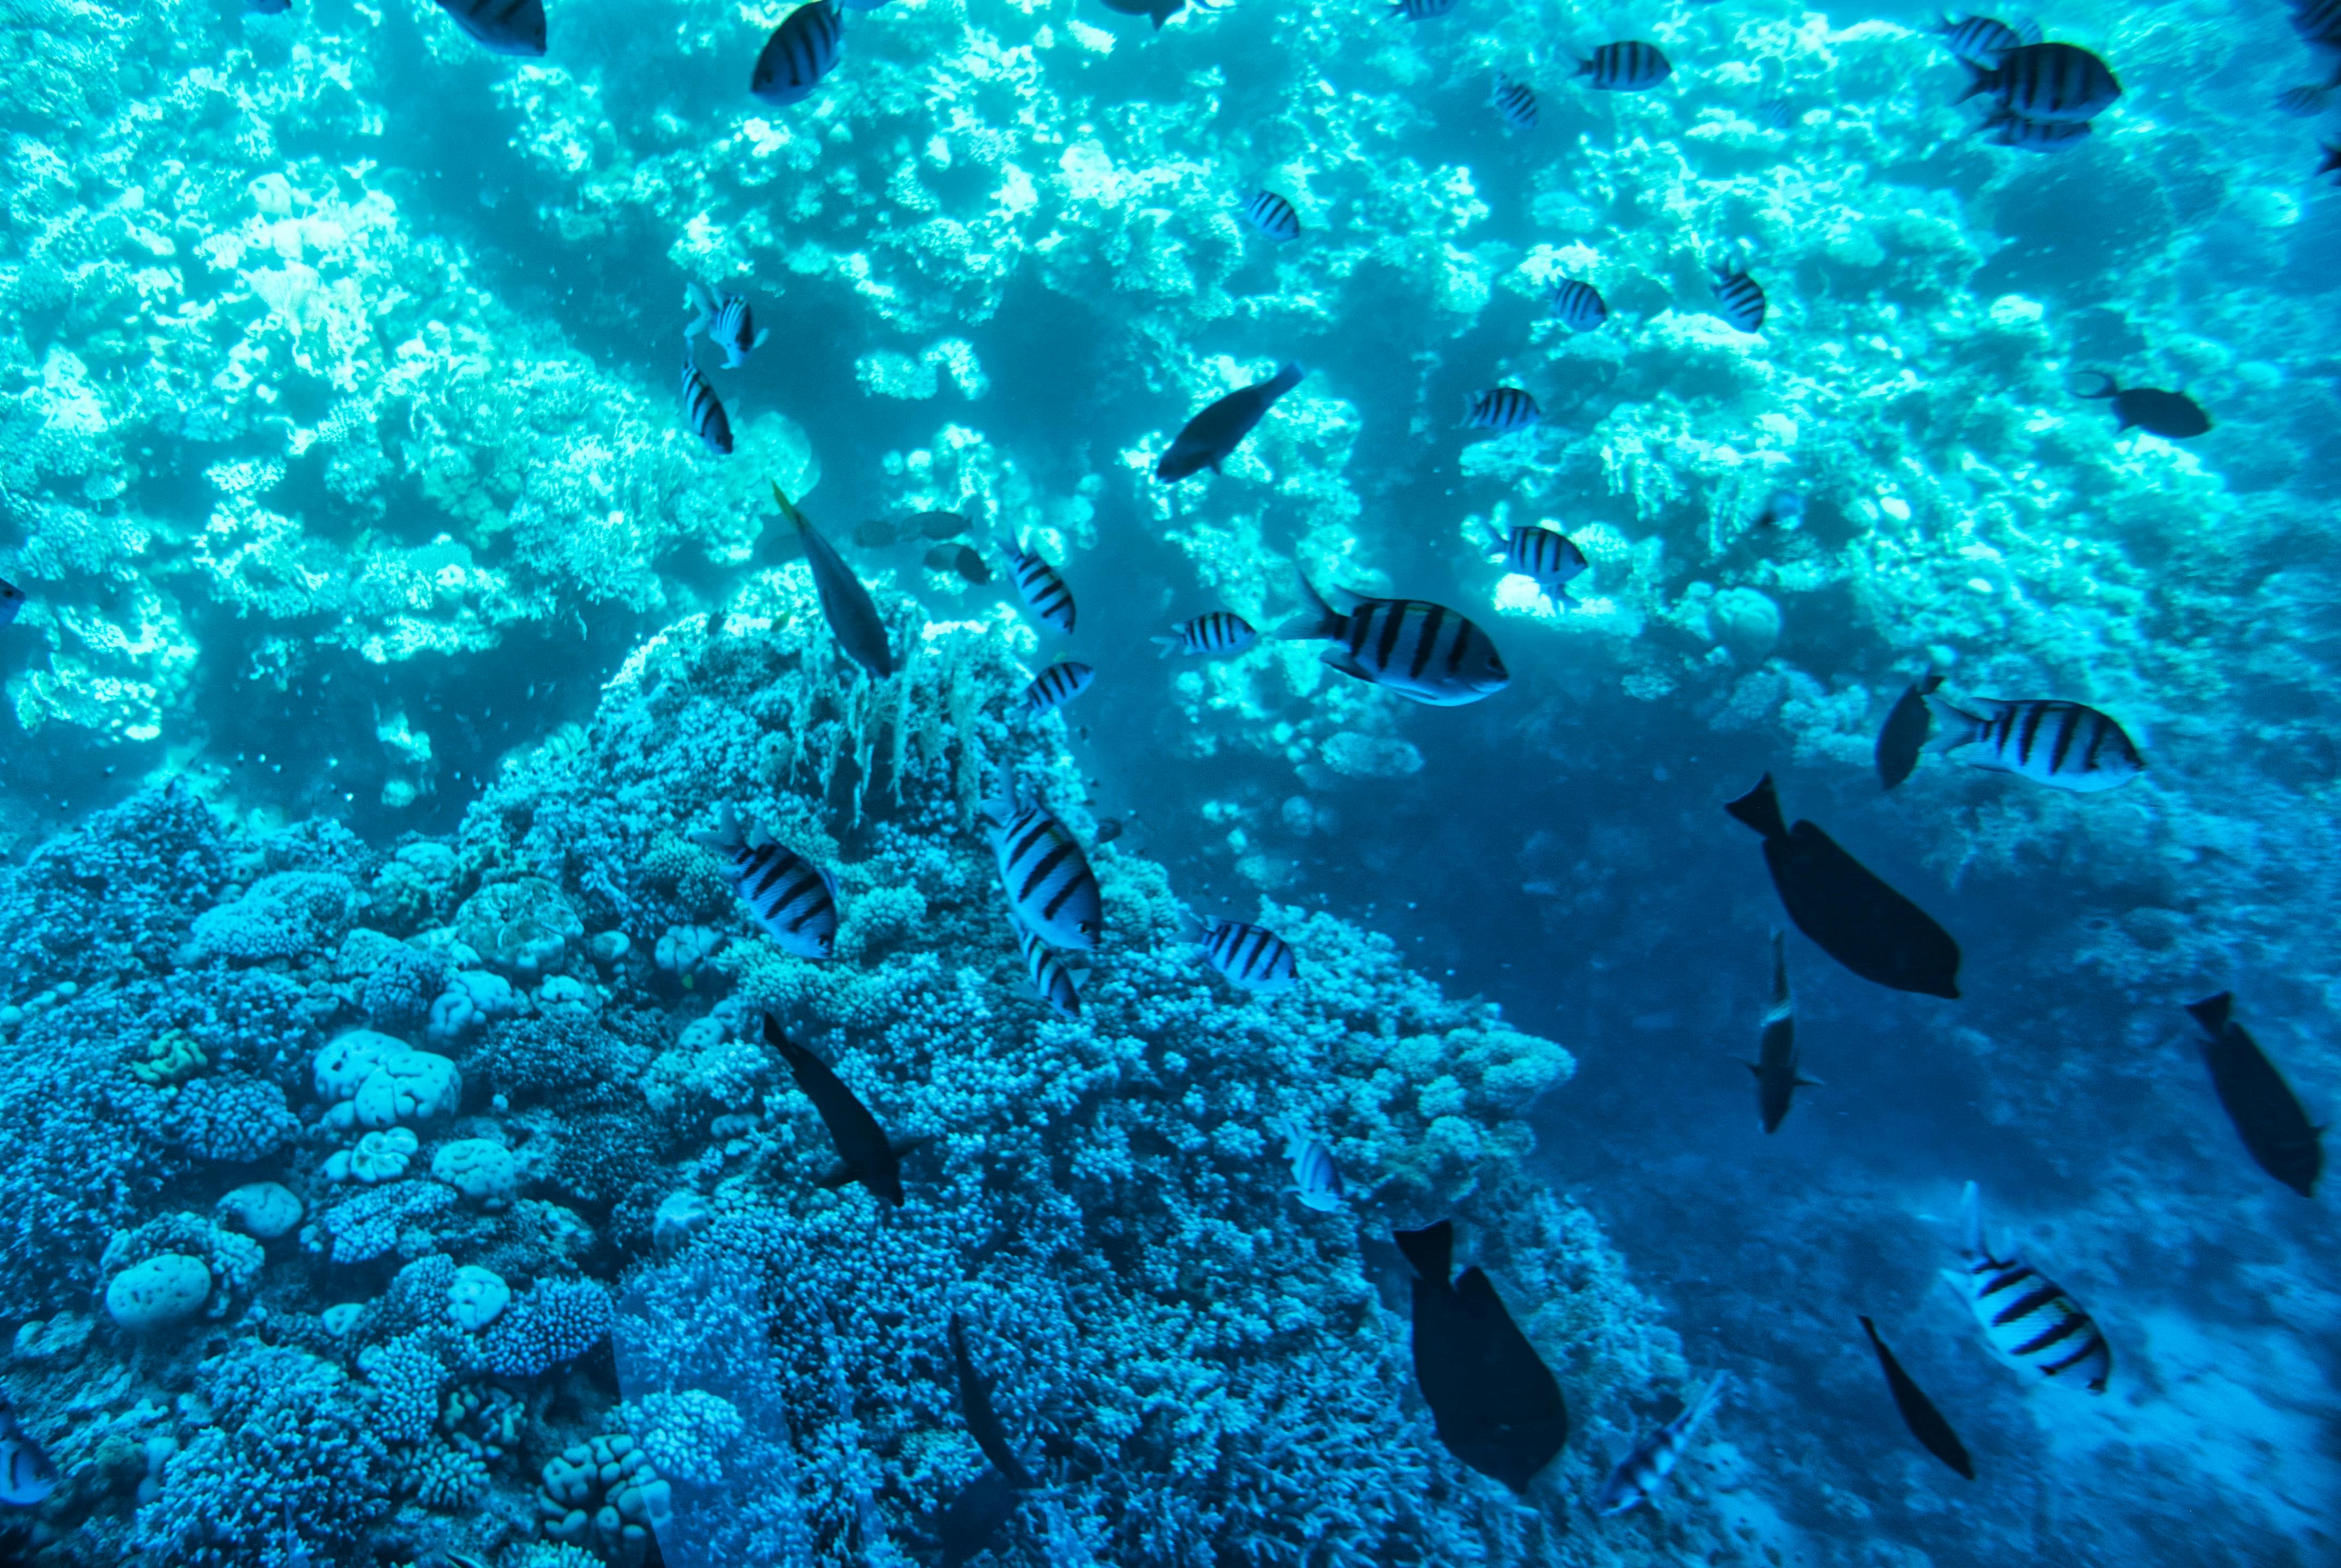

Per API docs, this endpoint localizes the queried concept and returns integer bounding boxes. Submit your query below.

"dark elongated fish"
[1486,523,1587,603]
[246,0,292,14]
[1858,1317,1975,1480]
[0,1392,57,1506]
[1712,260,1767,332]
[1493,73,1538,131]
[1394,1220,1567,1493]
[1923,694,2142,792]
[997,536,1076,633]
[1725,774,1961,998]
[982,778,1102,951]
[1576,41,1672,91]
[1941,1182,2110,1392]
[764,1017,902,1205]
[685,283,770,369]
[1022,661,1095,717]
[775,483,894,678]
[752,0,844,106]
[1157,363,1305,482]
[1238,190,1301,242]
[1876,672,1943,790]
[1978,111,2092,151]
[1932,13,2027,69]
[950,1316,1037,1488]
[1192,917,1300,993]
[1594,1373,1729,1515]
[2186,993,2322,1197]
[1744,931,1816,1133]
[1549,278,1607,330]
[1464,387,1540,432]
[691,803,840,959]
[937,1468,1019,1568]
[2071,372,2209,438]
[683,352,733,455]
[434,0,544,55]
[1287,574,1508,706]
[1153,610,1257,658]
[1954,42,2121,123]
[1011,915,1084,1019]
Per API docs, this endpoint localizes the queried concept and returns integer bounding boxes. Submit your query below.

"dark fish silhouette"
[763,1017,904,1205]
[433,0,544,55]
[912,509,970,539]
[2185,994,2322,1197]
[936,1466,1019,1567]
[752,0,844,106]
[950,1316,1037,1488]
[1092,818,1125,846]
[1744,931,1816,1133]
[852,518,900,548]
[1876,672,1944,790]
[1394,1220,1568,1493]
[1954,41,2121,123]
[1725,774,1961,999]
[2072,373,2209,438]
[0,579,23,628]
[774,483,894,679]
[1157,363,1305,481]
[927,544,989,584]
[1858,1316,1975,1480]
[1096,0,1201,28]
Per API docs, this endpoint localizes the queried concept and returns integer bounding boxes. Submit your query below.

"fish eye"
[1079,920,1099,936]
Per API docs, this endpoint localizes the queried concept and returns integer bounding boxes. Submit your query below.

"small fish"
[1725,774,1962,999]
[1092,818,1125,846]
[2185,993,2322,1198]
[1755,96,1795,129]
[1711,259,1768,332]
[1394,1220,1568,1494]
[1387,0,1458,20]
[1494,73,1538,131]
[1953,42,2122,124]
[853,518,901,548]
[690,803,840,959]
[1096,0,1207,27]
[1153,610,1258,658]
[1191,917,1300,993]
[1978,111,2093,152]
[927,544,989,584]
[682,352,733,455]
[776,483,895,678]
[1594,1373,1730,1516]
[1011,916,1085,1019]
[0,1392,58,1506]
[982,777,1103,951]
[763,1017,904,1207]
[1858,1317,1975,1480]
[997,536,1076,633]
[684,283,770,369]
[1486,523,1588,603]
[1940,1181,2111,1392]
[1238,190,1302,242]
[1022,661,1095,717]
[752,0,845,106]
[912,509,970,539]
[433,0,544,55]
[1575,41,1673,92]
[1875,670,1944,790]
[1754,489,1804,529]
[1275,1117,1344,1211]
[2276,84,2331,117]
[1923,694,2143,792]
[1743,931,1816,1134]
[950,1316,1037,1488]
[0,579,23,628]
[2071,372,2210,438]
[1932,14,2027,69]
[1287,573,1509,707]
[1549,278,1608,331]
[1464,387,1541,432]
[937,1468,1019,1568]
[1157,363,1306,482]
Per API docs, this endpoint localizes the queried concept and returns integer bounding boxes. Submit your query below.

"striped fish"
[684,283,770,370]
[1022,661,1095,717]
[1593,1374,1731,1515]
[751,0,845,107]
[1711,260,1767,333]
[1755,96,1794,130]
[1195,918,1299,993]
[690,806,840,959]
[2292,0,2341,46]
[0,1395,56,1507]
[1931,14,2027,69]
[1940,1182,2111,1393]
[1238,190,1301,242]
[983,780,1102,951]
[1923,695,2142,792]
[1574,41,1672,92]
[1011,915,1085,1019]
[1493,73,1538,131]
[1978,111,2091,152]
[1549,278,1607,331]
[1465,387,1540,432]
[1153,610,1258,658]
[2277,84,2331,117]
[1485,523,1588,603]
[1953,42,2121,124]
[682,352,733,455]
[1387,0,1457,20]
[433,0,544,55]
[1744,930,1816,1134]
[1287,573,1508,706]
[1275,1118,1344,1211]
[998,536,1076,633]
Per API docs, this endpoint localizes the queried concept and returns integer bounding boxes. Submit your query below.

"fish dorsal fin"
[1724,774,1788,840]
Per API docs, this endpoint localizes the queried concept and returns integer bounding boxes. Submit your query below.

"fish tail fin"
[1151,633,1183,658]
[1723,774,1787,840]
[1951,59,1990,105]
[1957,1180,1982,1257]
[684,282,715,336]
[1265,361,1305,399]
[688,800,742,851]
[1393,1220,1453,1283]
[2185,991,2234,1039]
[761,1013,809,1070]
[1281,571,1345,640]
[1922,692,1986,752]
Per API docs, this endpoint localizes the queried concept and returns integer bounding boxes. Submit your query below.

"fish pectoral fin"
[1321,650,1375,684]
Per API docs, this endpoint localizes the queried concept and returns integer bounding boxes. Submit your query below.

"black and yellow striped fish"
[1940,1181,2111,1393]
[983,779,1102,951]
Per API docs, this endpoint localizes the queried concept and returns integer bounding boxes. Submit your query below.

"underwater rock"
[446,1264,513,1331]
[215,1181,303,1240]
[432,1139,520,1208]
[104,1254,212,1332]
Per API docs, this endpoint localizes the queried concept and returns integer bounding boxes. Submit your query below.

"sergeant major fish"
[691,803,840,959]
[1157,363,1306,482]
[1594,1373,1731,1516]
[1494,73,1538,131]
[684,283,770,369]
[682,352,733,455]
[1953,41,2122,123]
[1712,259,1768,332]
[1188,916,1300,993]
[1287,573,1509,706]
[1153,610,1258,658]
[752,0,844,105]
[1022,661,1095,717]
[1465,387,1540,432]
[1486,523,1588,604]
[1743,931,1817,1134]
[1274,1117,1345,1211]
[1011,916,1086,1019]
[1923,694,2143,792]
[1549,278,1608,331]
[997,536,1076,632]
[1576,41,1672,91]
[982,777,1103,951]
[1941,1181,2111,1393]
[1931,13,2034,69]
[0,1391,57,1506]
[1238,190,1302,242]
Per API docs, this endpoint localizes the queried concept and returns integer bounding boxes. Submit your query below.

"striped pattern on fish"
[682,352,733,455]
[1924,695,2142,791]
[998,536,1076,633]
[1238,190,1301,241]
[752,0,844,106]
[984,780,1102,951]
[1549,278,1607,331]
[0,1395,58,1507]
[1953,41,2121,124]
[1932,13,2027,68]
[691,805,839,959]
[1487,524,1588,602]
[1023,661,1095,717]
[1493,73,1538,130]
[1287,573,1509,706]
[1593,1373,1731,1515]
[1387,0,1457,21]
[1012,916,1084,1019]
[685,283,771,369]
[1465,387,1540,431]
[1712,261,1767,332]
[1941,1181,2111,1393]
[1154,610,1257,658]
[1979,110,2092,151]
[1197,917,1299,993]
[1575,41,1672,92]
[1275,1116,1344,1211]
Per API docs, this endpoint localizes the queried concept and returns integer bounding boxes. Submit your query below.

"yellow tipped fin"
[770,480,810,532]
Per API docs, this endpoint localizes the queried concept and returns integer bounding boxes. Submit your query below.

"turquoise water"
[0,0,2334,1562]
